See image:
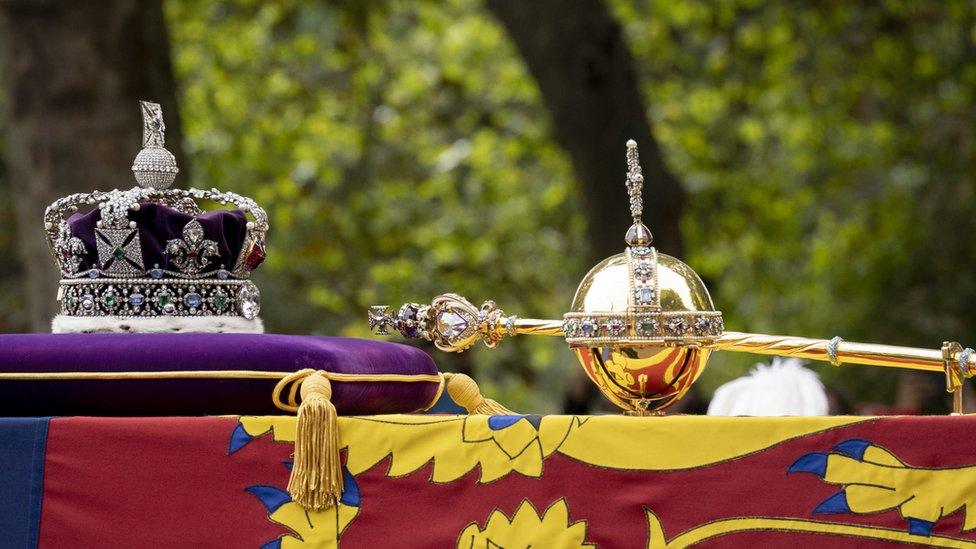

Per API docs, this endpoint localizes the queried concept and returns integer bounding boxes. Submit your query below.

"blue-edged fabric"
[0,417,49,549]
[423,390,467,414]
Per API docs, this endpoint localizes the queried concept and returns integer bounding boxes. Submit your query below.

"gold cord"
[0,369,442,382]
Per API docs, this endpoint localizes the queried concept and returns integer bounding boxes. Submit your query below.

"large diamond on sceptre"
[369,294,498,353]
[131,101,179,189]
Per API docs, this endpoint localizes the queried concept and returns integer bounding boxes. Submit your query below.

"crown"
[44,101,269,333]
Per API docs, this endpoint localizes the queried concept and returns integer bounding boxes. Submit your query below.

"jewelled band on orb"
[562,310,724,347]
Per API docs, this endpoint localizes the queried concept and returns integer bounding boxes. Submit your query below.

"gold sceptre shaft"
[513,322,964,376]
[492,319,961,375]
[713,332,947,373]
[511,319,564,337]
[370,297,974,413]
[714,333,973,414]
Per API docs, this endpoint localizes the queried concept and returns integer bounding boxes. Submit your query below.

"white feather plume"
[707,357,829,416]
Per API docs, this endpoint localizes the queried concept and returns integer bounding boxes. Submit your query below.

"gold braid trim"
[0,369,442,415]
[420,374,447,411]
[271,369,443,413]
[0,370,442,382]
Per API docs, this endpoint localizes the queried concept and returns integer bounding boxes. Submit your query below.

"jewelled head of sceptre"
[44,101,269,333]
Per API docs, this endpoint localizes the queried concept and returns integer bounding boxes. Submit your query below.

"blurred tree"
[0,0,185,331]
[0,39,21,332]
[486,0,685,261]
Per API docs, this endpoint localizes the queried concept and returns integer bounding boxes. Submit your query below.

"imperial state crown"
[44,102,268,333]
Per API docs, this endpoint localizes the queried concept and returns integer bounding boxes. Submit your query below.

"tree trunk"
[485,0,684,265]
[0,0,185,331]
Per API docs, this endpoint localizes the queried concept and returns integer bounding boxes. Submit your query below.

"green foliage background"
[1,1,973,411]
[615,0,976,406]
[0,48,24,333]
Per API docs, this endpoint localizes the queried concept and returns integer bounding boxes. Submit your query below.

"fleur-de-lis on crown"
[165,219,219,274]
[55,224,87,274]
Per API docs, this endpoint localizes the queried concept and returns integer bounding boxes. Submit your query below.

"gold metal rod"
[713,332,948,373]
[506,319,965,373]
[513,318,564,337]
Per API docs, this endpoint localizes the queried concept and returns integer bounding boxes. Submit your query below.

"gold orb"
[563,247,723,413]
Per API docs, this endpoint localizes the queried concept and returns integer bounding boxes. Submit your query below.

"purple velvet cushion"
[0,334,439,417]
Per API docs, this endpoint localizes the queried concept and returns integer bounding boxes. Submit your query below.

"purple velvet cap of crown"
[67,203,249,273]
[0,334,439,416]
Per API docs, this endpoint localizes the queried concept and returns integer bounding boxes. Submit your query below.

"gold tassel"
[287,370,343,511]
[443,372,515,414]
